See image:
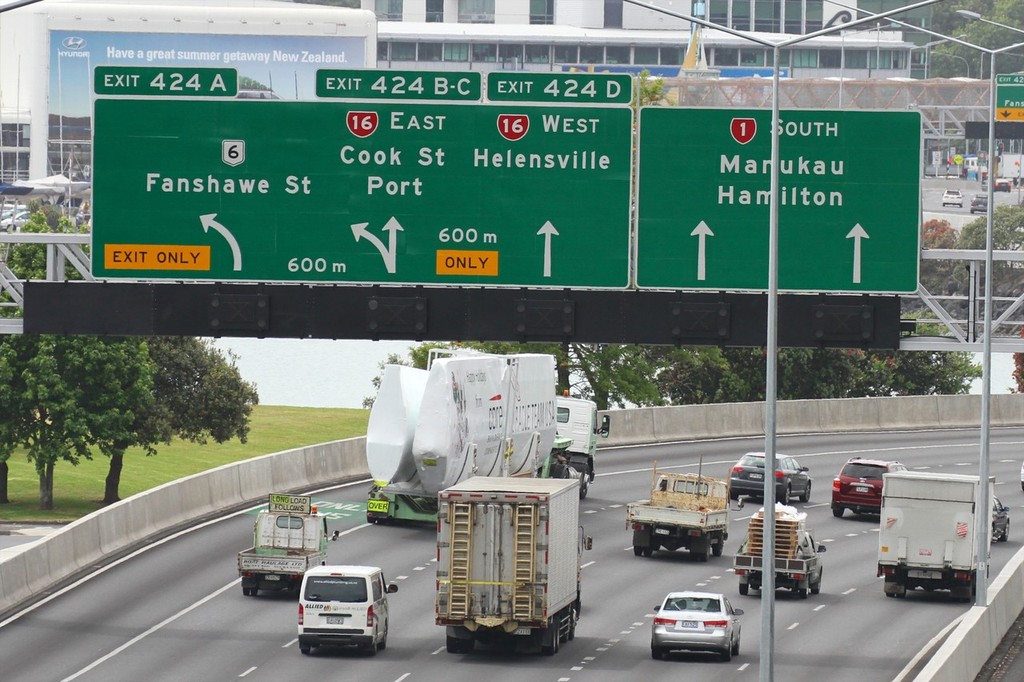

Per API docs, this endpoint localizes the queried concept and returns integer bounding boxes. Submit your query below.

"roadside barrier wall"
[2,392,1024,680]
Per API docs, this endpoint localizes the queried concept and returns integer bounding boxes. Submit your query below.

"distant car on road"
[941,189,964,207]
[832,457,907,518]
[994,178,1013,192]
[0,209,29,232]
[729,452,811,505]
[650,591,743,662]
[993,497,1009,543]
[970,193,988,214]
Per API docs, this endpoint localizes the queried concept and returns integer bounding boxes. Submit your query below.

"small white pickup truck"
[237,493,329,597]
[627,470,730,561]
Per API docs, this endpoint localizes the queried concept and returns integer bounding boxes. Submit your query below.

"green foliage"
[930,1,1024,78]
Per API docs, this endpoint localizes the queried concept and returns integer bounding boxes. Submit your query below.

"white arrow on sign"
[200,214,242,271]
[537,221,559,278]
[846,223,870,284]
[352,217,403,274]
[690,220,714,281]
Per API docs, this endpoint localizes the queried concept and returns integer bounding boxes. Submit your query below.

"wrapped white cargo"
[365,364,429,485]
[436,476,586,656]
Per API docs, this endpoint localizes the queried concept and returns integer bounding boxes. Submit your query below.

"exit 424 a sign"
[636,108,921,293]
[92,99,632,287]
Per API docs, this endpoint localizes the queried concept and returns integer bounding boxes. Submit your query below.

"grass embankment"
[0,405,369,524]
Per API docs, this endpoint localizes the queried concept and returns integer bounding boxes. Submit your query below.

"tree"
[930,1,1024,78]
[99,337,259,503]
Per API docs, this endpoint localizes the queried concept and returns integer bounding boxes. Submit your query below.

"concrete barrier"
[4,393,1024,678]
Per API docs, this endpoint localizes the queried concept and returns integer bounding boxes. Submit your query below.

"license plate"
[855,485,870,493]
[367,499,389,513]
[749,472,763,480]
[325,615,348,625]
[655,528,671,535]
[264,574,281,581]
[678,620,698,629]
[513,627,532,636]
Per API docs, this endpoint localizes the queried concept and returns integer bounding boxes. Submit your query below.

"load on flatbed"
[733,505,825,598]
[626,468,729,561]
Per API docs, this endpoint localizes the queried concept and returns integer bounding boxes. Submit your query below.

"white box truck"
[877,471,992,602]
[435,477,589,656]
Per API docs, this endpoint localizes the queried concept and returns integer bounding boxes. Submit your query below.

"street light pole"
[622,1,943,678]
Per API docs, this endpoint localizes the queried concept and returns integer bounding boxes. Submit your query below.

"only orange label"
[435,250,498,276]
[105,244,211,271]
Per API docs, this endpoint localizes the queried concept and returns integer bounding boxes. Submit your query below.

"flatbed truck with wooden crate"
[733,505,826,599]
[626,469,729,561]
[435,477,589,656]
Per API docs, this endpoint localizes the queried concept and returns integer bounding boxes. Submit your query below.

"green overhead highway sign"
[94,66,238,97]
[996,74,1024,121]
[486,73,633,104]
[636,108,921,293]
[316,69,482,101]
[92,98,632,287]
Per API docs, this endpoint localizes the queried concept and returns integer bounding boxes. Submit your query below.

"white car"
[941,189,963,207]
[651,591,743,661]
[0,209,29,231]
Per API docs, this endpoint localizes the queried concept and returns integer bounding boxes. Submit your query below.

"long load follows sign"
[92,98,632,287]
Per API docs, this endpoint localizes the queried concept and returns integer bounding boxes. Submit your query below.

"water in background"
[210,338,1016,408]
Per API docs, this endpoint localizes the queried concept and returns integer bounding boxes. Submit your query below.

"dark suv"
[831,457,907,518]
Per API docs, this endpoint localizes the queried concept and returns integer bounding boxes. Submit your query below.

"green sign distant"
[486,73,633,104]
[316,69,482,101]
[996,74,1024,120]
[92,99,632,288]
[636,108,921,293]
[94,66,237,97]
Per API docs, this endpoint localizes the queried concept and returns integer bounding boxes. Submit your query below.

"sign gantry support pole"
[623,1,943,679]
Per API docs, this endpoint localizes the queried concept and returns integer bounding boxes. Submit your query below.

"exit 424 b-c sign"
[92,98,632,287]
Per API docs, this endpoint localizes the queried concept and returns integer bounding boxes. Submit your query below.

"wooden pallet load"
[746,506,805,559]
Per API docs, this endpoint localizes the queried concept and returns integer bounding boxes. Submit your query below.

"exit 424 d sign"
[636,108,921,293]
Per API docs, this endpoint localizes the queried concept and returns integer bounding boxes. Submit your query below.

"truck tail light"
[653,617,676,626]
[366,604,375,628]
[878,566,894,577]
[631,522,643,531]
[792,573,805,581]
[298,603,304,625]
[954,571,973,582]
[704,620,728,628]
[735,569,746,576]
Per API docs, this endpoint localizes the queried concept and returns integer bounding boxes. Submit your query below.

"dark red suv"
[831,457,907,518]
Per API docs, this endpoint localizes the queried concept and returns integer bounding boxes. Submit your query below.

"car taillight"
[298,603,304,625]
[732,466,743,473]
[653,617,676,626]
[832,478,841,491]
[704,620,729,628]
[366,604,375,628]
[775,470,784,479]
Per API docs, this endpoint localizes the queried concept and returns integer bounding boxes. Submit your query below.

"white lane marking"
[282,638,297,648]
[395,575,409,580]
[239,667,257,678]
[413,566,426,571]
[891,615,966,682]
[814,605,826,612]
[61,580,239,681]
[787,622,800,630]
[583,509,598,514]
[431,646,446,655]
[842,588,857,595]
[738,663,751,671]
[571,666,584,670]
[581,561,596,569]
[394,674,411,682]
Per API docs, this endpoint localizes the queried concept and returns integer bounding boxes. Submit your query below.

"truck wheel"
[541,629,559,656]
[633,545,643,557]
[832,505,844,518]
[446,636,471,653]
[712,543,723,557]
[811,571,822,595]
[739,583,749,596]
[579,477,589,500]
[299,645,311,655]
[697,551,709,562]
[720,645,732,662]
[642,546,654,558]
[797,587,808,599]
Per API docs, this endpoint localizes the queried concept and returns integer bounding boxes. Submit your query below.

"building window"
[377,41,389,60]
[525,44,551,64]
[375,0,403,21]
[426,0,444,22]
[418,42,443,62]
[870,50,893,70]
[605,0,623,28]
[499,43,525,66]
[783,0,802,33]
[715,48,739,66]
[391,42,416,60]
[471,43,498,62]
[845,50,867,68]
[460,0,495,23]
[635,46,659,63]
[580,45,604,64]
[529,0,554,25]
[791,48,817,67]
[606,45,630,64]
[805,0,823,32]
[444,43,470,61]
[753,0,780,32]
[819,49,841,68]
[740,48,765,66]
[731,0,751,30]
[660,46,684,64]
[709,0,728,26]
[554,45,578,63]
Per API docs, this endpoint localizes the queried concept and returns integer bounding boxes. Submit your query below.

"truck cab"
[555,395,610,483]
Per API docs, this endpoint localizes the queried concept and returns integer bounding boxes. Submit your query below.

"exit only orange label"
[435,249,498,276]
[105,244,211,270]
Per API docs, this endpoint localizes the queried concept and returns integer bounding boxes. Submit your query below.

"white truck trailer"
[436,477,589,656]
[877,471,992,602]
[237,494,328,597]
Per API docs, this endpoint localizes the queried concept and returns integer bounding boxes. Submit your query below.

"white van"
[298,565,397,656]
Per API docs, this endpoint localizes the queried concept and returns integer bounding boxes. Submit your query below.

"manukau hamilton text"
[718,121,844,207]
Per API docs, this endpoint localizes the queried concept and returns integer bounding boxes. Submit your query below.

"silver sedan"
[650,590,743,661]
